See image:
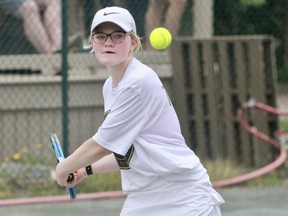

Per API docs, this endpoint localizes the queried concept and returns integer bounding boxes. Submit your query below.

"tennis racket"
[50,133,77,199]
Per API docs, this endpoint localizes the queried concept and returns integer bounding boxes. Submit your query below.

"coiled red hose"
[212,99,287,188]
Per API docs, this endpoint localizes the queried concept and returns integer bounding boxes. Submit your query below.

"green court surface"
[0,187,288,216]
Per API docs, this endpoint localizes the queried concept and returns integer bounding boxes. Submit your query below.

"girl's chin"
[101,61,118,67]
[98,58,116,65]
[99,57,125,67]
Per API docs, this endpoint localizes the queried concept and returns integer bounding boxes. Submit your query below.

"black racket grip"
[67,173,75,183]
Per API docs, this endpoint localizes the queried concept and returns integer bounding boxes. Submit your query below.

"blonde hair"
[130,31,143,53]
[88,31,143,53]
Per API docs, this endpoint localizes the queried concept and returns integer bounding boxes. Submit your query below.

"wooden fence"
[171,35,278,167]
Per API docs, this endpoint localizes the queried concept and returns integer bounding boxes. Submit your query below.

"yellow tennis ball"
[149,27,172,50]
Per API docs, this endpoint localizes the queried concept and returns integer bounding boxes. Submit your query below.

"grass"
[204,159,247,182]
[204,117,288,187]
[0,171,122,199]
[2,157,288,200]
[205,159,288,187]
[78,172,122,193]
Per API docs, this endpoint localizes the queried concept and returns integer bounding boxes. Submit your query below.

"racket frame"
[50,133,76,199]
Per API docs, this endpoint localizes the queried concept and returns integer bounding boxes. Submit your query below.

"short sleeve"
[93,87,146,156]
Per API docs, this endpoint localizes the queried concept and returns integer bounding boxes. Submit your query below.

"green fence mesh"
[0,0,287,199]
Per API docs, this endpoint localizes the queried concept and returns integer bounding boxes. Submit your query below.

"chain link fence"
[0,0,287,199]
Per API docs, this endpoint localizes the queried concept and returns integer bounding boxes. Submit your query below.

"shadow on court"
[0,187,288,216]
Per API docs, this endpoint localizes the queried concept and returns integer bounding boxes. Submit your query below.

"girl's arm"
[89,153,120,174]
[64,154,120,187]
[56,137,114,186]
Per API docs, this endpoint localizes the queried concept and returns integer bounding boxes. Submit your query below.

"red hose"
[212,99,287,188]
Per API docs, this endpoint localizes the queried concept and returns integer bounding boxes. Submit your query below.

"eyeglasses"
[92,31,128,44]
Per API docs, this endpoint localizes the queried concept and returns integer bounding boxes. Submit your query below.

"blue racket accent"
[50,133,77,199]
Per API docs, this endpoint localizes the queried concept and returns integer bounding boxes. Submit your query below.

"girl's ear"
[131,36,138,47]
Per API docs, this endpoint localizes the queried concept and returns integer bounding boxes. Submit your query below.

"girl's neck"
[108,56,133,88]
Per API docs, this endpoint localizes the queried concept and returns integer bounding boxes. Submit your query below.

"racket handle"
[67,173,77,199]
[68,187,77,199]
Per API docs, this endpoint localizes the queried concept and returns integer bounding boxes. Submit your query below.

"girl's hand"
[55,162,71,187]
[55,161,87,187]
[66,169,87,188]
[54,161,79,186]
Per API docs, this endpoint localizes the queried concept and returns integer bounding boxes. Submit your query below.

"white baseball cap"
[90,6,137,34]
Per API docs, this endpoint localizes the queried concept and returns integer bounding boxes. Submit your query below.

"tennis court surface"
[0,187,288,216]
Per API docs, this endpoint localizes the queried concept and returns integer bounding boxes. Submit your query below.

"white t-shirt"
[93,58,208,193]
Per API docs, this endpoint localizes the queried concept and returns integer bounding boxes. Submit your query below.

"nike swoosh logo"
[103,12,120,16]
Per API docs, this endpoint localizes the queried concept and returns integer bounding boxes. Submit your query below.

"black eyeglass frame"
[91,31,129,44]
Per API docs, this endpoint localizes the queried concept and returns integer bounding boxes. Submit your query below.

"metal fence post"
[61,0,69,156]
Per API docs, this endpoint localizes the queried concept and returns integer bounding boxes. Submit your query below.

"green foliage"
[214,0,288,81]
[277,66,288,83]
[279,119,288,131]
[241,0,266,6]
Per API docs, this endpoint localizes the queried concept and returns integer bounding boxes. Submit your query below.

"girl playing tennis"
[55,6,224,215]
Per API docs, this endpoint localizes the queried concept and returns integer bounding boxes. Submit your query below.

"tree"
[214,0,288,81]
